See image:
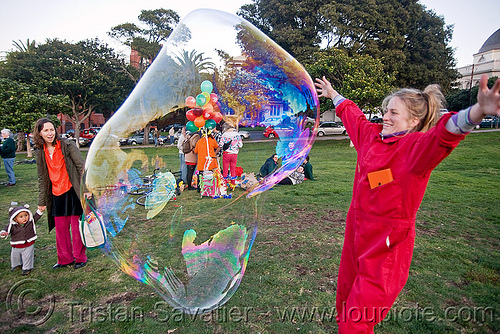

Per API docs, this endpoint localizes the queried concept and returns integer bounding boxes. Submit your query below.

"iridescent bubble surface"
[82,9,319,314]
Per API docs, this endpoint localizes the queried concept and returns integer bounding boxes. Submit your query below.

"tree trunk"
[26,136,33,158]
[74,120,81,148]
[143,124,150,146]
[16,132,25,152]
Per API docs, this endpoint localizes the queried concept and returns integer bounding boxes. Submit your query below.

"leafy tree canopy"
[306,48,395,112]
[109,8,180,76]
[239,0,458,91]
[0,39,135,144]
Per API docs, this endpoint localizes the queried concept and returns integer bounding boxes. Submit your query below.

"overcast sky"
[0,0,498,68]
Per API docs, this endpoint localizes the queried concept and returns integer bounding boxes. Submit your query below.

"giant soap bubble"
[82,9,319,314]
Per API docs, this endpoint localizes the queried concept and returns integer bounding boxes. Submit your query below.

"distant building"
[456,28,500,89]
[56,112,105,134]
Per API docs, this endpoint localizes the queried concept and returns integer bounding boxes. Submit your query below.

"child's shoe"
[11,265,22,272]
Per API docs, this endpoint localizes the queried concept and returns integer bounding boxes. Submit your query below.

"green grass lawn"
[0,132,498,333]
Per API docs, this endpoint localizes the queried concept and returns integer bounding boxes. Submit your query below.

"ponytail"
[382,84,445,133]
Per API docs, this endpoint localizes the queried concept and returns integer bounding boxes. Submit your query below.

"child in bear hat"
[1,203,43,275]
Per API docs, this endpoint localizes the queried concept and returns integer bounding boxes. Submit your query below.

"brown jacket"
[184,133,200,164]
[35,138,85,232]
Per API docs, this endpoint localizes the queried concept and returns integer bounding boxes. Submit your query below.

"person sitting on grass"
[259,154,279,177]
[1,204,43,275]
[302,155,315,181]
[278,165,305,185]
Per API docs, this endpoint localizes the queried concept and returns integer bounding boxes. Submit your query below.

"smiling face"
[40,122,56,145]
[14,211,29,225]
[382,97,420,135]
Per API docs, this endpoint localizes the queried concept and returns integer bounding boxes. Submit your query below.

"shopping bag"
[79,199,107,249]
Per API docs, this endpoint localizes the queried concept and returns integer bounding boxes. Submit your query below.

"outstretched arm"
[469,74,500,123]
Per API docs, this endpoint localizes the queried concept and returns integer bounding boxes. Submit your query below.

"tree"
[238,0,458,90]
[109,8,180,78]
[175,49,215,97]
[306,48,395,113]
[238,0,326,64]
[0,78,68,156]
[0,39,135,146]
[445,76,498,111]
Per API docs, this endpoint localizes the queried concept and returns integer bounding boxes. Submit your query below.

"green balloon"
[186,121,199,133]
[200,80,213,94]
[196,93,207,107]
[205,119,216,130]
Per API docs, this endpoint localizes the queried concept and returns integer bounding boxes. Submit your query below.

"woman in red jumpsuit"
[315,74,500,333]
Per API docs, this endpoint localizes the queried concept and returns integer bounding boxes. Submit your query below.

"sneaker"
[6,183,16,187]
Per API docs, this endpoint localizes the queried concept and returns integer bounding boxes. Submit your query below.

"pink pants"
[54,215,87,265]
[222,153,238,184]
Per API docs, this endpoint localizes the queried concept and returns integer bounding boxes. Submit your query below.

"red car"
[80,128,99,140]
[263,126,279,138]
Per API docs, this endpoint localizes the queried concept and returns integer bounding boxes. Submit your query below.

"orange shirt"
[194,136,219,171]
[44,141,72,196]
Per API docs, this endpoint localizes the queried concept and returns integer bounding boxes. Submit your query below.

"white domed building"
[456,28,500,89]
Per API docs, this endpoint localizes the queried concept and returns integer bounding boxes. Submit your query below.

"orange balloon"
[203,103,214,113]
[194,116,206,128]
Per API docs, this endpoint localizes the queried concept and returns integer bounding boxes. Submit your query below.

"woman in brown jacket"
[184,131,200,190]
[33,118,88,269]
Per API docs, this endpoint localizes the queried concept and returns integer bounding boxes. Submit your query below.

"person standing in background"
[220,126,243,186]
[169,126,175,145]
[1,129,16,186]
[184,131,200,190]
[176,126,188,184]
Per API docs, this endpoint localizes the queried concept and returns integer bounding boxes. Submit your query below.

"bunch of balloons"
[185,80,223,132]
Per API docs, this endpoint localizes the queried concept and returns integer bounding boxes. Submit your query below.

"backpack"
[222,140,231,151]
[182,135,194,154]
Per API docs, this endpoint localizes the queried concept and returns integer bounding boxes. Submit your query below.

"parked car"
[475,116,499,129]
[263,125,295,139]
[121,132,155,145]
[317,122,346,136]
[158,131,180,145]
[369,116,383,123]
[164,124,184,132]
[61,133,89,147]
[238,130,250,139]
[263,126,278,138]
[80,128,99,140]
[259,117,282,127]
[305,117,316,127]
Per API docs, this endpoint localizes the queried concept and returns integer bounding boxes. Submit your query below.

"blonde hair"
[382,84,445,133]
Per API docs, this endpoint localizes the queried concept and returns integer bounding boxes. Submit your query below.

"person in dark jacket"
[302,155,315,181]
[1,204,43,275]
[1,129,16,186]
[259,154,278,177]
[33,118,88,269]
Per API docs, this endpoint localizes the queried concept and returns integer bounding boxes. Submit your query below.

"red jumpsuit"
[335,99,466,333]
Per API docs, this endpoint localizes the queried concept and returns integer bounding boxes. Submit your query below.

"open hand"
[477,74,500,117]
[315,76,339,100]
